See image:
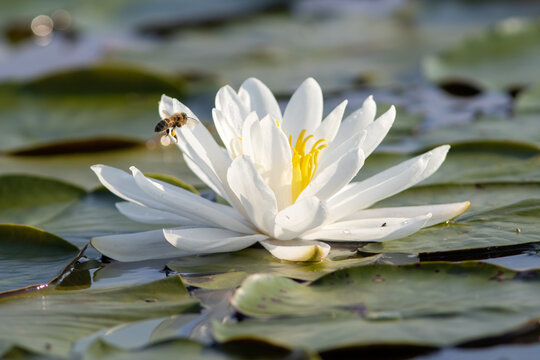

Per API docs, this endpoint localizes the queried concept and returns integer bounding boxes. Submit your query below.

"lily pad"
[0,174,85,225]
[0,224,78,292]
[83,337,309,360]
[214,311,534,352]
[423,17,540,90]
[168,248,381,289]
[0,145,203,191]
[382,115,540,153]
[0,91,160,154]
[22,66,184,96]
[232,262,540,318]
[214,262,540,351]
[516,81,540,114]
[0,276,199,358]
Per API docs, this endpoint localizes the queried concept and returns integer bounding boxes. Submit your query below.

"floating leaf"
[423,18,540,90]
[0,91,160,154]
[0,276,199,358]
[214,311,533,352]
[22,66,184,96]
[0,146,203,191]
[0,174,85,225]
[168,248,381,289]
[0,224,78,292]
[516,82,540,114]
[214,262,540,351]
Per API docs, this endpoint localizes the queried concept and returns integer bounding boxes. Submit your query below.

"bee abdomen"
[154,120,168,132]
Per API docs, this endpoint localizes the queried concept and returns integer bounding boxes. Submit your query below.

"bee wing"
[185,117,199,128]
[160,109,171,119]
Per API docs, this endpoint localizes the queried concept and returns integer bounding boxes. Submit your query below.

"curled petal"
[227,155,278,235]
[344,201,471,227]
[331,95,376,146]
[91,229,186,262]
[302,214,432,242]
[239,77,282,122]
[130,166,253,233]
[361,106,396,158]
[274,196,328,240]
[328,145,450,221]
[164,227,266,254]
[260,239,330,262]
[116,202,199,226]
[298,147,365,202]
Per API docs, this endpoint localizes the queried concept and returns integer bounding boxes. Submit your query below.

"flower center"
[289,129,327,203]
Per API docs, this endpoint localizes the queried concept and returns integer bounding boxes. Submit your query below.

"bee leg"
[170,128,178,143]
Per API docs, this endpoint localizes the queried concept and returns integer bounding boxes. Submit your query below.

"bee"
[155,111,198,142]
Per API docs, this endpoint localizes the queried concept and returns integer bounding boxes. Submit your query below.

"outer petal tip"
[260,239,330,262]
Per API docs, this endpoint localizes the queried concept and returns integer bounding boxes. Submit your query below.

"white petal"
[312,100,347,144]
[174,121,232,200]
[91,229,186,262]
[130,166,253,233]
[91,165,170,211]
[361,105,396,158]
[227,156,278,235]
[241,111,261,161]
[172,98,199,120]
[239,77,282,122]
[273,196,329,240]
[159,94,174,118]
[212,108,239,156]
[260,239,330,262]
[243,114,292,210]
[332,95,376,145]
[327,152,431,221]
[116,202,199,226]
[345,201,470,227]
[319,130,367,172]
[215,85,247,134]
[298,147,365,201]
[164,227,265,254]
[282,78,323,139]
[302,214,432,242]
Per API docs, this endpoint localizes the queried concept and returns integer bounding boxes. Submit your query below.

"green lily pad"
[232,262,540,318]
[0,276,199,358]
[0,91,161,154]
[168,248,381,289]
[423,17,540,90]
[0,174,85,225]
[38,188,157,244]
[214,311,533,352]
[83,337,311,360]
[0,224,78,292]
[22,66,184,96]
[362,183,540,254]
[214,262,540,351]
[515,82,540,114]
[0,145,203,191]
[382,115,540,154]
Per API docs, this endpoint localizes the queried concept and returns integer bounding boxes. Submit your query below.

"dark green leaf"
[0,276,199,358]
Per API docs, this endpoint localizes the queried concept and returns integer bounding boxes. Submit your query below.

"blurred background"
[1,0,540,189]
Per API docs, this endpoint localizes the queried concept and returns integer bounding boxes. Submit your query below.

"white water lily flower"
[91,78,469,262]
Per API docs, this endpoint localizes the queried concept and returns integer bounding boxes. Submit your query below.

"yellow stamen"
[290,130,327,202]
